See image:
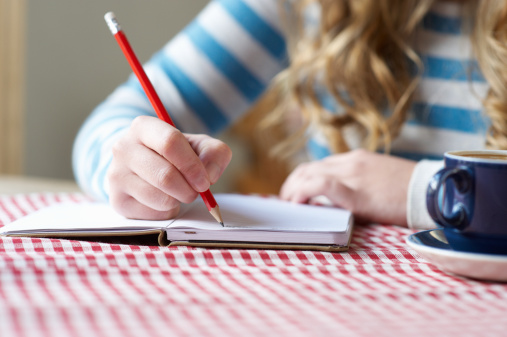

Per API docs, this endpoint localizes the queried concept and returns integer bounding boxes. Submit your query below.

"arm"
[73,0,287,217]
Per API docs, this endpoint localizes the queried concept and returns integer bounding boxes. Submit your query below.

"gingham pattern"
[1,193,506,337]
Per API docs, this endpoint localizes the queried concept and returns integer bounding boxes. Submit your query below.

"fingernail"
[194,174,210,192]
[205,162,222,184]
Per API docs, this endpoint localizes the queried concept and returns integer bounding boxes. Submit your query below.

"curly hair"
[258,0,507,157]
[474,0,507,149]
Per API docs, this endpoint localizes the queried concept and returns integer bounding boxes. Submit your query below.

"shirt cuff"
[406,159,444,229]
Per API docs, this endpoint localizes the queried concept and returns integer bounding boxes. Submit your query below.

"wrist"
[406,159,444,229]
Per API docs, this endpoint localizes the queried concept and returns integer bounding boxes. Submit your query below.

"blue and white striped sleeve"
[72,0,288,201]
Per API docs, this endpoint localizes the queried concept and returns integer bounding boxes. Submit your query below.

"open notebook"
[0,194,354,252]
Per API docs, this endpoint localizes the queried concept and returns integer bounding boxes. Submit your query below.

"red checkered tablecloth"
[1,193,506,337]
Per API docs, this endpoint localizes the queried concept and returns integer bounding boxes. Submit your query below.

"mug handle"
[426,166,474,230]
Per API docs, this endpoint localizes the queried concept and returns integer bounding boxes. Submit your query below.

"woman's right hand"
[107,116,232,220]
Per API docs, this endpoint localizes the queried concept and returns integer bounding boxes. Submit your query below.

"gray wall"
[24,1,211,181]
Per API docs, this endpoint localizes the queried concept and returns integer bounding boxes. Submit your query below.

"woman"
[73,0,496,229]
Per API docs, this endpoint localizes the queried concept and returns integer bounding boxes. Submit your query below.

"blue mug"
[426,150,507,255]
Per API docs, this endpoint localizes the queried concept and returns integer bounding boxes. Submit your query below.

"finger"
[187,134,232,184]
[119,142,199,204]
[305,178,355,210]
[308,195,333,206]
[280,164,317,203]
[121,171,188,211]
[108,171,181,220]
[279,162,313,197]
[111,193,180,220]
[280,161,330,199]
[280,174,355,210]
[280,156,356,200]
[132,116,210,192]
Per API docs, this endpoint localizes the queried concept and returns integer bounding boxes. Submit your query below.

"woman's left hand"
[279,149,416,227]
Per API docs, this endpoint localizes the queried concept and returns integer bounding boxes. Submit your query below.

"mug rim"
[446,150,507,164]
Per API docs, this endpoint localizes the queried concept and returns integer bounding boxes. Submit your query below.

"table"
[1,192,506,337]
[0,175,80,194]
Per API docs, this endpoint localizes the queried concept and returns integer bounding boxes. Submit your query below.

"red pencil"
[104,11,224,226]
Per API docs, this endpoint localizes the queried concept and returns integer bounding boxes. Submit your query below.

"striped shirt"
[72,0,489,228]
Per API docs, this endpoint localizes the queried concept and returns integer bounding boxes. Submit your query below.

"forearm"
[72,0,287,200]
[72,102,141,201]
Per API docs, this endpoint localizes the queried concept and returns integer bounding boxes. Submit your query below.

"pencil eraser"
[104,11,120,34]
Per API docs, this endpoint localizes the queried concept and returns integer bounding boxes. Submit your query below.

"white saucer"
[406,229,507,282]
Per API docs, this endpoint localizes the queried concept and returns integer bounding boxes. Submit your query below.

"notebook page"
[0,202,171,235]
[169,194,352,233]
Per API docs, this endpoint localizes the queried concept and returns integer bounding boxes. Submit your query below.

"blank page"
[170,194,352,232]
[0,202,170,235]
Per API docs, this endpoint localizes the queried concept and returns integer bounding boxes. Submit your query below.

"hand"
[107,116,232,220]
[279,149,416,227]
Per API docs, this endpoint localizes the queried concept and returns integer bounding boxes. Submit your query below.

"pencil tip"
[209,206,224,226]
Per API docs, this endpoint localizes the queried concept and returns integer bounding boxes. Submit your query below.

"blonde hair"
[258,0,507,157]
[474,0,507,149]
